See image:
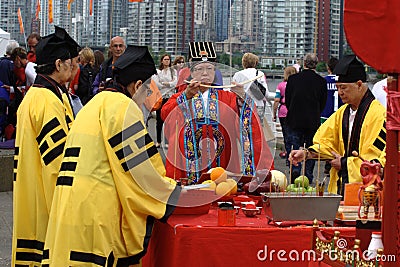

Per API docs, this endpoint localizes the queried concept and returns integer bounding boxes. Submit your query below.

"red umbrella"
[345,1,400,263]
[345,0,400,72]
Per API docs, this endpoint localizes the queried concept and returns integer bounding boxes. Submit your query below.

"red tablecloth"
[142,208,355,267]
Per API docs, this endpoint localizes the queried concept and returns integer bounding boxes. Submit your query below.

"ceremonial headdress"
[54,26,80,58]
[113,45,156,87]
[36,26,80,65]
[334,55,367,83]
[188,42,217,69]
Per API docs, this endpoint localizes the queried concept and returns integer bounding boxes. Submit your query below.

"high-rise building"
[69,0,128,48]
[264,0,316,59]
[126,0,209,57]
[0,1,35,45]
[0,0,345,62]
[230,0,259,43]
[214,0,230,42]
[127,0,192,56]
[329,0,342,60]
[317,0,341,62]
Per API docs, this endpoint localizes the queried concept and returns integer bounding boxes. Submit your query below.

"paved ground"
[0,117,326,266]
[0,191,12,266]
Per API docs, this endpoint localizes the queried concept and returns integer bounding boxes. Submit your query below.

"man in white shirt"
[371,77,387,108]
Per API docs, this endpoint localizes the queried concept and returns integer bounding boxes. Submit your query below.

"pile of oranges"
[201,167,237,196]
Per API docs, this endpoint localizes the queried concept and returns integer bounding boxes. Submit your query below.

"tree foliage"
[217,53,243,68]
[316,62,327,72]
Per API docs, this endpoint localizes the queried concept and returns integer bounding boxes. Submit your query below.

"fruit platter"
[261,191,341,221]
[175,166,341,220]
[174,167,276,214]
[259,171,341,221]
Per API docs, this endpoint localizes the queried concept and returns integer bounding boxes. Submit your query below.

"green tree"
[232,53,242,68]
[316,62,327,72]
[218,53,230,65]
[157,49,167,63]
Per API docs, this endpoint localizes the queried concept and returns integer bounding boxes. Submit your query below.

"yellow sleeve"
[33,91,72,210]
[311,105,345,159]
[17,88,72,212]
[103,99,180,220]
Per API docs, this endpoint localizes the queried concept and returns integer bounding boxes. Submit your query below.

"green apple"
[307,186,316,192]
[293,187,306,192]
[294,175,309,188]
[286,184,296,192]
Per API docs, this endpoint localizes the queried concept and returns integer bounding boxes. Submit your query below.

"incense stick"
[289,145,293,194]
[269,179,272,193]
[307,157,334,161]
[301,143,306,196]
[283,170,288,196]
[173,120,178,181]
[184,73,264,89]
[317,144,321,196]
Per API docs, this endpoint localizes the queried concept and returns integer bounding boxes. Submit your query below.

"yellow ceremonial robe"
[310,98,386,194]
[12,86,74,266]
[43,91,180,267]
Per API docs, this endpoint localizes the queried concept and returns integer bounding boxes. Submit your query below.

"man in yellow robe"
[43,46,181,267]
[290,55,386,195]
[12,28,79,266]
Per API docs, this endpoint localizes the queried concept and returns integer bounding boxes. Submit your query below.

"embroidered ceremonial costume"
[43,91,180,267]
[161,88,273,183]
[12,74,74,266]
[310,91,386,194]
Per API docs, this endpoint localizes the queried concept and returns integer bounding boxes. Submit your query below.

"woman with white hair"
[232,52,269,120]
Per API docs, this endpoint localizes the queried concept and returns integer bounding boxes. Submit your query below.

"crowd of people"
[1,25,388,266]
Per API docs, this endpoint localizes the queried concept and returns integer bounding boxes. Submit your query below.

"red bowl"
[242,208,258,217]
[232,195,253,206]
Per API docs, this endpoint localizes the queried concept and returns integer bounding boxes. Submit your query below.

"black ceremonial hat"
[113,45,157,87]
[189,42,217,62]
[333,55,366,83]
[54,26,80,58]
[36,26,80,65]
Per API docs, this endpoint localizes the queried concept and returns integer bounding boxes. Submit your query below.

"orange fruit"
[226,178,237,195]
[201,180,217,191]
[215,181,232,196]
[210,167,227,184]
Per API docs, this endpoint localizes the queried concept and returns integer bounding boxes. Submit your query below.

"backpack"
[249,70,267,100]
[77,65,97,105]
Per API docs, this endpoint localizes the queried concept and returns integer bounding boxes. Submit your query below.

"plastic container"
[366,232,383,260]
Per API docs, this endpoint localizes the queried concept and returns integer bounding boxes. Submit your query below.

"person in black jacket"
[76,47,98,105]
[285,53,327,183]
[91,36,125,94]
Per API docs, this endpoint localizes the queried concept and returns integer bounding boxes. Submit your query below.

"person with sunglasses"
[172,55,186,78]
